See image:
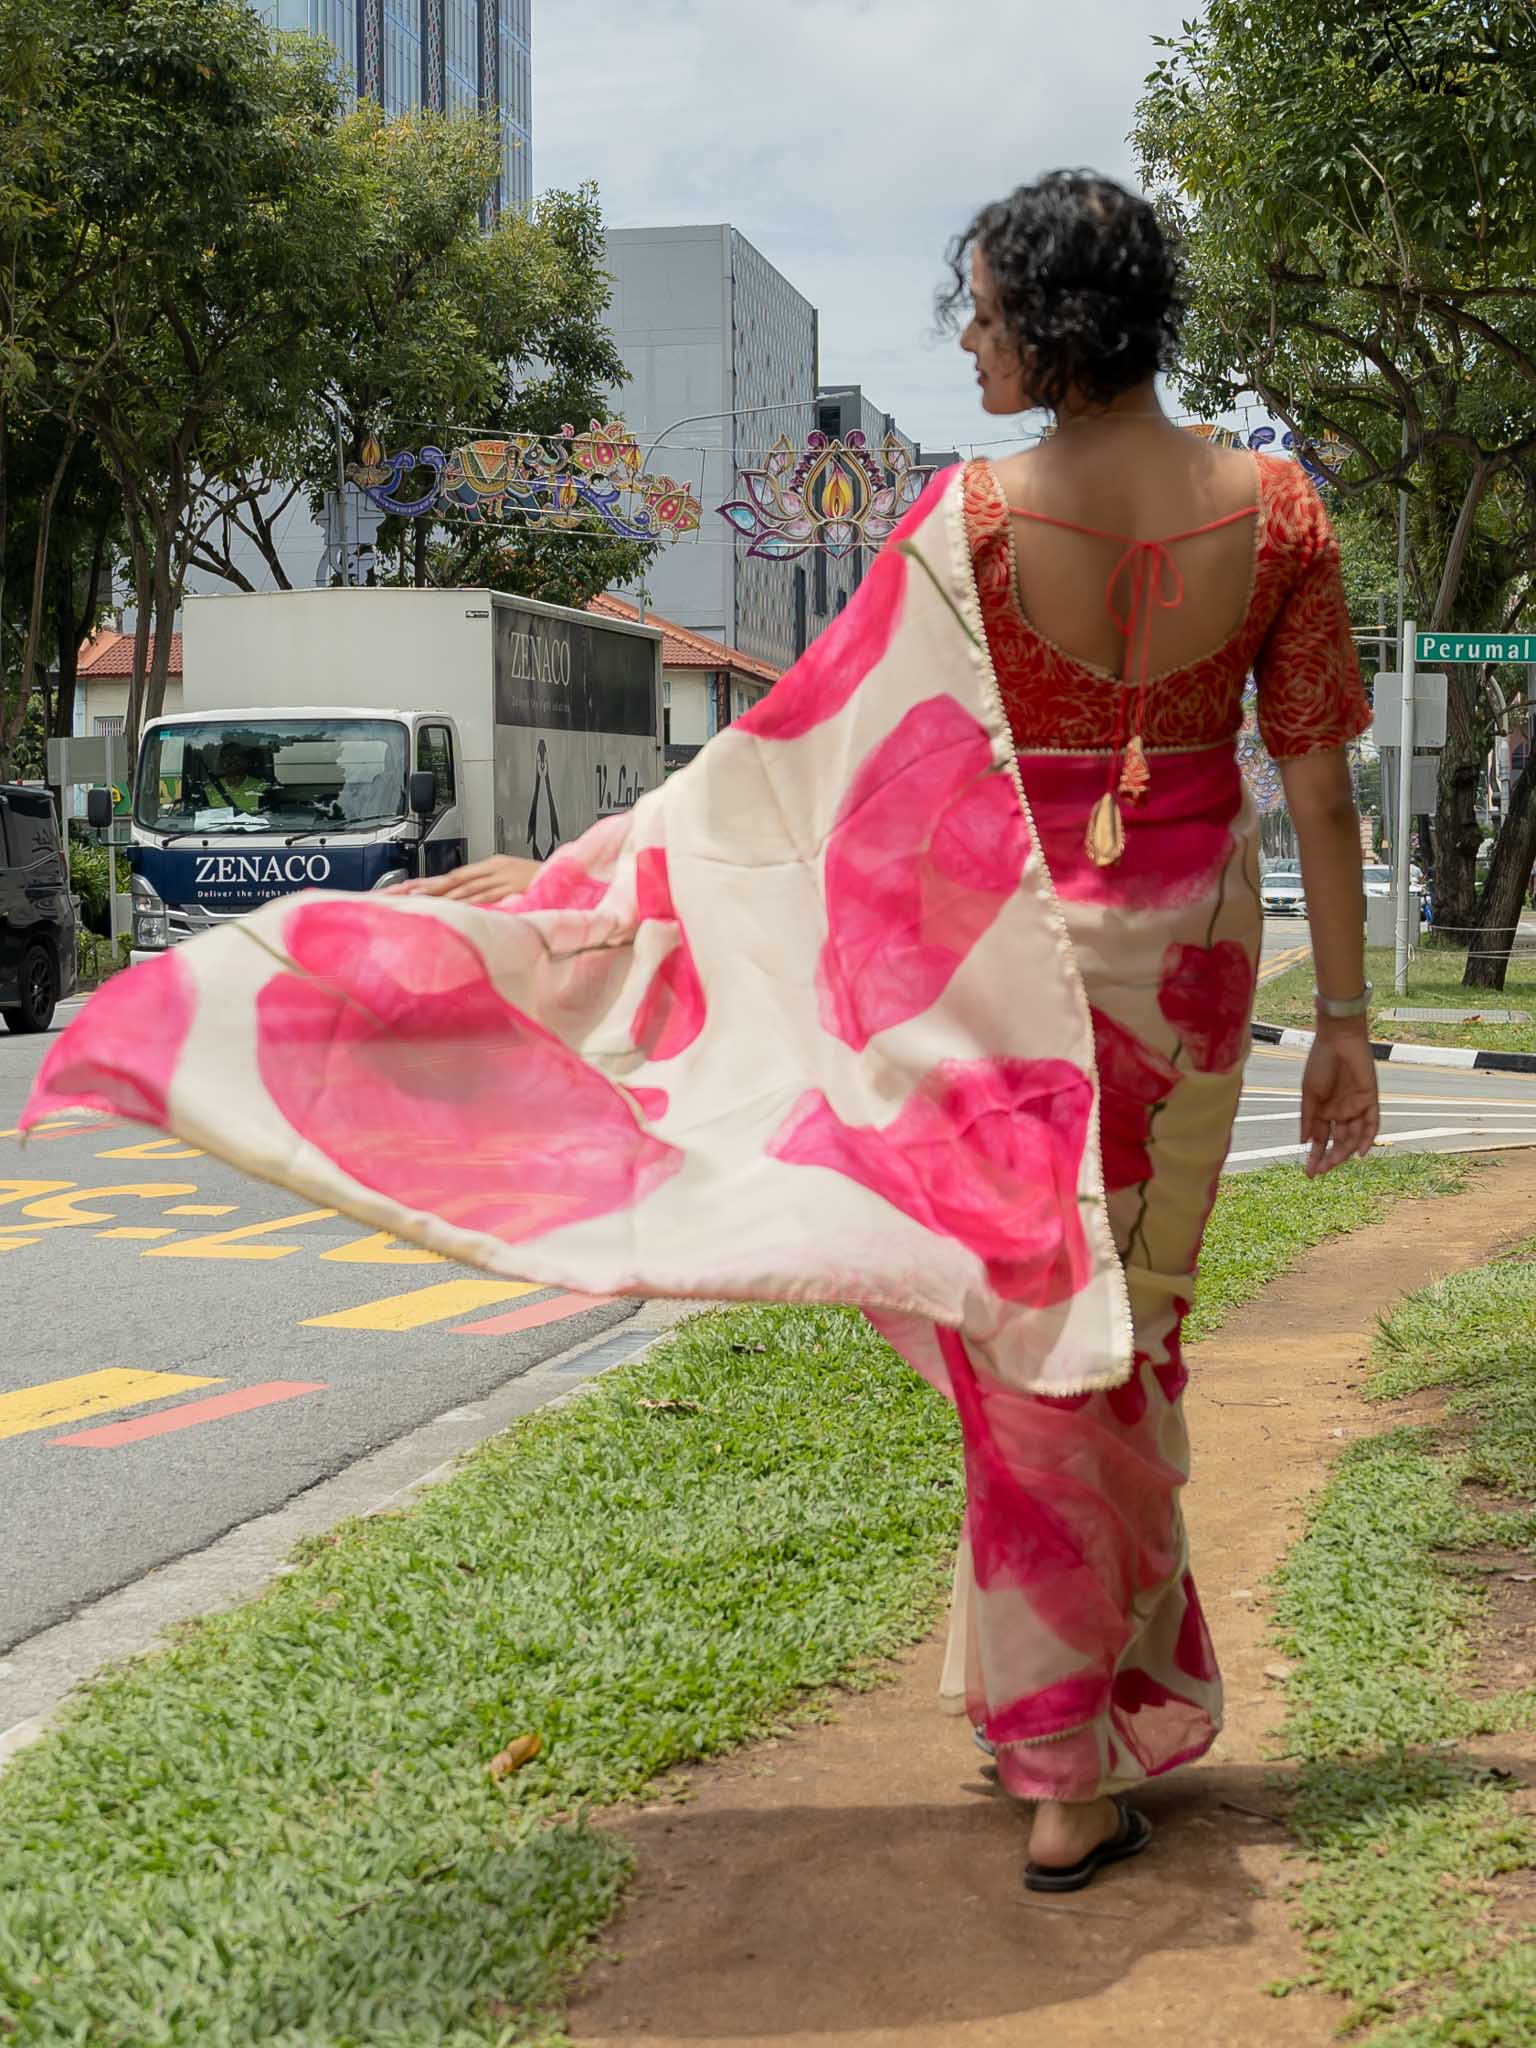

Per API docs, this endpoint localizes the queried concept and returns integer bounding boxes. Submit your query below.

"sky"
[535,0,1201,462]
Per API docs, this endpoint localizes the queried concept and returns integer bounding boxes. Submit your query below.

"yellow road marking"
[96,1138,204,1160]
[164,1203,236,1217]
[0,1369,221,1443]
[18,1183,199,1229]
[0,1179,75,1207]
[320,1230,448,1267]
[0,1237,39,1252]
[303,1279,541,1332]
[96,1226,178,1240]
[146,1208,338,1261]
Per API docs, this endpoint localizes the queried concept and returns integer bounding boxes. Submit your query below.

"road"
[0,1001,648,1657]
[5,924,1535,1664]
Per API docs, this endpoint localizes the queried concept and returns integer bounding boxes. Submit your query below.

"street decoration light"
[717,431,937,561]
[345,419,704,544]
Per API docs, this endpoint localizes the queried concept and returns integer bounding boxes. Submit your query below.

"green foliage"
[65,837,129,936]
[1269,1240,1536,2037]
[1259,944,1536,1053]
[0,1162,1468,2044]
[1189,1152,1469,1342]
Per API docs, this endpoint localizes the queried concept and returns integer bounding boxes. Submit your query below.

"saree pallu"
[21,471,1259,1804]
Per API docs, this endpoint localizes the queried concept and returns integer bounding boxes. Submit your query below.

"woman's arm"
[1278,746,1380,1176]
[388,856,542,904]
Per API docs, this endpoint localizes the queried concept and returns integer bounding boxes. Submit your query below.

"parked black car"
[0,782,78,1032]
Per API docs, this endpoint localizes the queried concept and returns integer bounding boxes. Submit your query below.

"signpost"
[1416,631,1536,666]
[46,734,129,952]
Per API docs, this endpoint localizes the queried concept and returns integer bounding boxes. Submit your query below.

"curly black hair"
[939,172,1186,413]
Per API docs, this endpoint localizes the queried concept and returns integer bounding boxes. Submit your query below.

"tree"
[208,153,658,613]
[1135,0,1536,986]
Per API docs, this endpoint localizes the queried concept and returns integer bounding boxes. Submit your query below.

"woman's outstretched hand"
[388,856,542,904]
[1299,1023,1379,1176]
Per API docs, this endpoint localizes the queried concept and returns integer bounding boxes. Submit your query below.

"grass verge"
[1259,944,1536,1055]
[0,1153,1473,2044]
[1270,1241,1536,2041]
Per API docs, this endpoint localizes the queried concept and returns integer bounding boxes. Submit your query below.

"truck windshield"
[135,720,409,835]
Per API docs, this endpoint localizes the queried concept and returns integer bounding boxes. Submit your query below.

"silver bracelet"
[1314,982,1372,1019]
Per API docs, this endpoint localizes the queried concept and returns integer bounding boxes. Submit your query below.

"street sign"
[1372,671,1447,750]
[1416,631,1536,665]
[1379,751,1438,826]
[46,734,115,784]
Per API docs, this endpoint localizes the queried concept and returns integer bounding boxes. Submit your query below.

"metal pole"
[632,399,815,626]
[335,409,349,587]
[1395,617,1417,996]
[1394,421,1409,654]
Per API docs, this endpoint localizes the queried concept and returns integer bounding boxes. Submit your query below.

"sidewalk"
[570,1156,1536,2048]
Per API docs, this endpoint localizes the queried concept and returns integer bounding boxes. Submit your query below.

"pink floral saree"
[23,458,1367,1800]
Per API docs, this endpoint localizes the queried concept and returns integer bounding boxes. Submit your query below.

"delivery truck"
[103,588,663,965]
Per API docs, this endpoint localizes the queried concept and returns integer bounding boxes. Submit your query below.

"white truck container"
[114,588,662,963]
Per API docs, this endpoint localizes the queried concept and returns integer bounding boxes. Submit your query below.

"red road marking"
[453,1291,617,1336]
[24,1118,134,1143]
[49,1380,326,1447]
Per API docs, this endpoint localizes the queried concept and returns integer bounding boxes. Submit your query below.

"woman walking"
[25,173,1378,1893]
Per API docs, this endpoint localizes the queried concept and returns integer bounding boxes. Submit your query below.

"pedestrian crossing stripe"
[303,1279,542,1331]
[0,1369,221,1443]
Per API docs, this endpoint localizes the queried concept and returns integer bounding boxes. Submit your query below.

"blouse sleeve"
[1254,482,1371,760]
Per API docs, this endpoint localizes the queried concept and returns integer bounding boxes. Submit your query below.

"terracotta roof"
[588,593,780,684]
[78,629,183,677]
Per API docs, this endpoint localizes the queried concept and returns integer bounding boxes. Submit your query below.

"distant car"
[1261,863,1306,916]
[0,782,78,1032]
[1362,863,1393,898]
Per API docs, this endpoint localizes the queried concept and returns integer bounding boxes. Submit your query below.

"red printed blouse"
[963,454,1371,761]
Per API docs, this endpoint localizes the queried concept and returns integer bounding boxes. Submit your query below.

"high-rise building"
[256,0,531,214]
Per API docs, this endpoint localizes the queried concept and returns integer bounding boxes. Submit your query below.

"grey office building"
[256,0,531,215]
[603,227,943,673]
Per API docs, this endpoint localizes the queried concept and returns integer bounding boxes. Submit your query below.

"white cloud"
[534,0,1197,456]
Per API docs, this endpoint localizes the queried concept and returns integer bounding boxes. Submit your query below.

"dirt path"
[570,1153,1536,2048]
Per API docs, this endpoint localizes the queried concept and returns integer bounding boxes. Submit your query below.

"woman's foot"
[1027,1795,1121,1869]
[1024,1796,1152,1892]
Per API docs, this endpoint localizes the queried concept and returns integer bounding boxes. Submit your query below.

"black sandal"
[1022,1797,1152,1893]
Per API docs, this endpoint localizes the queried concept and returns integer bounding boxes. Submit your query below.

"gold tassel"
[1085,791,1125,868]
[1117,733,1151,803]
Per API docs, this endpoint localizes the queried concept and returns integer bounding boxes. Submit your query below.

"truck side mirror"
[86,788,113,831]
[409,769,436,818]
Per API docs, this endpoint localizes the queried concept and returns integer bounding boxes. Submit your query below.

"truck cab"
[126,708,464,963]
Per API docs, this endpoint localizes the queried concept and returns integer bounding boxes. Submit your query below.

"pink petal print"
[1091,1009,1180,1192]
[987,1670,1111,1743]
[736,474,948,743]
[21,950,194,1132]
[1019,748,1240,911]
[1157,940,1256,1073]
[630,847,705,1061]
[817,696,1028,1050]
[256,900,681,1242]
[627,1086,670,1120]
[1173,1572,1220,1684]
[1152,1299,1191,1402]
[1105,1360,1150,1428]
[516,811,632,914]
[769,1056,1093,1307]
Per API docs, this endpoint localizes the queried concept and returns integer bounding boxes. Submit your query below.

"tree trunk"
[142,519,178,737]
[124,511,154,762]
[7,429,80,754]
[413,516,428,588]
[1428,701,1485,948]
[52,511,111,744]
[1464,752,1536,991]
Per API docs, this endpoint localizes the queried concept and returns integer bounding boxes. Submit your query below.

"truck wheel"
[2,945,57,1034]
